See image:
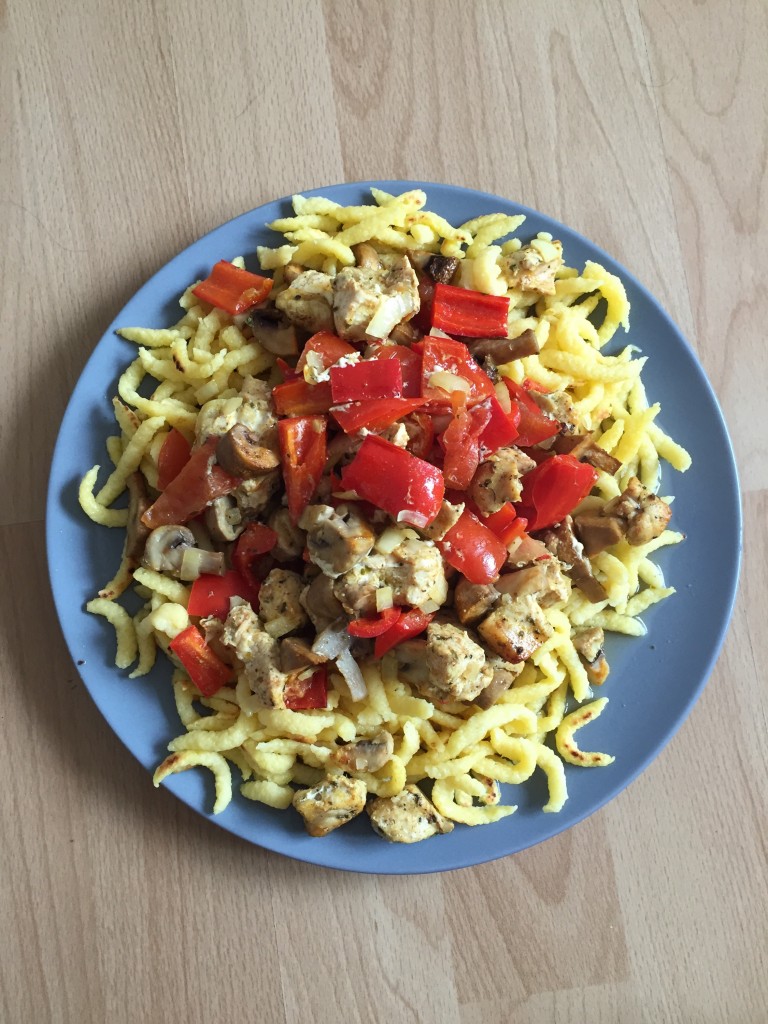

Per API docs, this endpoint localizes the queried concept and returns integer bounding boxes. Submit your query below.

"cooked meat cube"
[467,329,540,365]
[378,421,409,448]
[246,311,299,356]
[231,470,281,518]
[275,269,335,334]
[603,476,672,546]
[502,238,563,295]
[418,499,464,542]
[332,731,394,772]
[300,573,346,633]
[494,559,571,607]
[280,636,327,673]
[473,657,525,709]
[573,513,625,556]
[469,446,536,515]
[425,255,460,284]
[529,389,578,434]
[299,504,376,578]
[416,620,491,703]
[268,507,307,562]
[538,516,608,603]
[292,774,367,837]
[573,627,610,685]
[367,785,454,843]
[454,579,499,625]
[221,603,287,708]
[258,569,307,638]
[195,377,277,447]
[333,538,448,618]
[215,423,280,478]
[478,594,553,663]
[332,255,420,342]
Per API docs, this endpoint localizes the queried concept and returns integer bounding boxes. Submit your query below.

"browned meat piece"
[538,516,607,603]
[280,636,327,673]
[246,311,299,356]
[292,775,367,836]
[469,446,537,515]
[268,507,306,562]
[603,477,672,546]
[333,539,448,618]
[553,433,622,475]
[454,579,499,625]
[419,620,491,703]
[529,389,578,435]
[494,559,571,608]
[220,603,287,708]
[503,239,563,294]
[425,255,460,284]
[418,499,464,542]
[332,731,394,772]
[215,423,280,478]
[478,594,553,663]
[275,269,335,334]
[466,329,540,364]
[573,513,625,556]
[572,627,610,685]
[299,504,376,578]
[332,255,420,341]
[473,658,525,709]
[232,470,281,518]
[258,569,308,638]
[367,785,454,843]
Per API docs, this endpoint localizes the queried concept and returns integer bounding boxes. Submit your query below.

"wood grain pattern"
[1,1,765,1022]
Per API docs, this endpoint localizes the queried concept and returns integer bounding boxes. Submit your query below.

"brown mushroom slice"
[216,424,280,478]
[333,731,394,772]
[537,516,608,603]
[205,495,244,543]
[282,262,303,284]
[425,255,460,284]
[573,513,626,557]
[466,329,540,364]
[280,636,328,673]
[552,433,622,475]
[125,472,150,563]
[473,659,525,709]
[572,627,610,685]
[142,525,224,580]
[454,579,499,625]
[352,243,381,269]
[246,311,299,356]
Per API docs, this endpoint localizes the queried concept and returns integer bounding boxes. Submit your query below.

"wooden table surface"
[2,2,765,1021]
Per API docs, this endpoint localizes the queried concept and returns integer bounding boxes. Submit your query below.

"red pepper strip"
[192,261,273,316]
[296,331,357,373]
[284,667,328,710]
[331,396,427,434]
[142,439,238,529]
[431,282,510,338]
[340,434,444,526]
[169,625,233,697]
[232,521,278,579]
[369,344,423,397]
[347,605,402,638]
[374,608,434,658]
[439,510,508,585]
[272,377,333,416]
[275,357,299,382]
[278,415,327,523]
[522,378,549,393]
[187,570,260,620]
[503,378,560,447]
[421,336,496,408]
[478,396,520,455]
[518,454,598,531]
[482,503,529,546]
[157,428,192,490]
[441,394,491,490]
[330,358,403,403]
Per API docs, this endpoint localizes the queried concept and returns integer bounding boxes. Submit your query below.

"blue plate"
[46,182,742,874]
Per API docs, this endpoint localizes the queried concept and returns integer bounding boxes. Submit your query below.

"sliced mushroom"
[573,627,610,685]
[466,329,540,364]
[425,255,460,284]
[268,507,307,562]
[537,516,608,603]
[299,504,376,578]
[333,730,394,772]
[216,423,280,478]
[205,495,244,543]
[352,243,381,269]
[454,579,499,625]
[142,525,224,580]
[283,262,303,284]
[125,472,150,563]
[573,513,625,557]
[280,636,328,673]
[552,432,622,475]
[473,658,524,709]
[300,573,346,633]
[246,310,299,356]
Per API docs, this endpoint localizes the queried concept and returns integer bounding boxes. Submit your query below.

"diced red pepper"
[421,336,496,408]
[518,454,598,531]
[142,439,239,529]
[232,521,278,580]
[296,331,357,374]
[169,625,233,697]
[369,344,423,397]
[478,396,520,455]
[440,394,491,490]
[157,429,192,491]
[330,359,403,403]
[340,434,444,526]
[482,503,528,546]
[284,667,328,710]
[272,377,333,416]
[275,357,299,382]
[331,396,427,434]
[439,510,507,585]
[278,415,327,523]
[522,378,549,393]
[374,608,434,658]
[187,570,260,620]
[503,378,560,447]
[347,605,402,638]
[192,261,273,316]
[431,282,510,338]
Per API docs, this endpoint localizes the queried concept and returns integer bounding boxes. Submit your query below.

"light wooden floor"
[2,2,765,1022]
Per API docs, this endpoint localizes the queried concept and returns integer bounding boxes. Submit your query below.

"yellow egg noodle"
[79,189,691,839]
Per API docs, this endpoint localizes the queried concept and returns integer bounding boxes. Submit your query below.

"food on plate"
[79,188,691,842]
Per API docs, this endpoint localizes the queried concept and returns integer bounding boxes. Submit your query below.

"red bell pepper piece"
[431,282,510,338]
[232,521,278,585]
[347,605,402,638]
[518,454,598,531]
[441,394,492,490]
[340,435,444,527]
[439,509,507,585]
[374,608,434,658]
[331,396,427,434]
[278,416,327,523]
[284,667,328,710]
[275,357,299,382]
[330,358,403,403]
[503,378,560,448]
[421,336,496,408]
[296,331,357,374]
[482,503,528,546]
[369,344,423,397]
[157,428,192,491]
[169,625,233,697]
[272,377,333,416]
[187,570,260,620]
[192,261,273,316]
[478,396,520,455]
[142,439,239,529]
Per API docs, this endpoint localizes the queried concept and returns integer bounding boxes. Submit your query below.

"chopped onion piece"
[312,620,352,659]
[429,328,453,339]
[376,586,394,612]
[397,509,430,529]
[494,380,512,413]
[429,371,471,394]
[419,599,441,614]
[366,293,412,339]
[375,526,406,555]
[336,648,368,702]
